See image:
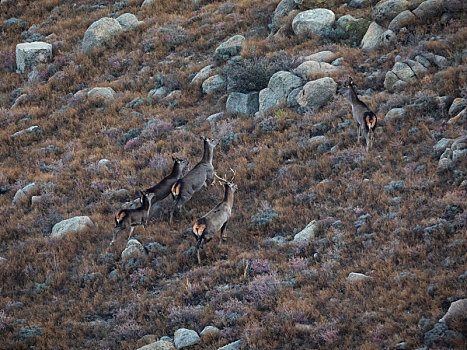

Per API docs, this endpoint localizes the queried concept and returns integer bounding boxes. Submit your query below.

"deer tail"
[171,180,182,199]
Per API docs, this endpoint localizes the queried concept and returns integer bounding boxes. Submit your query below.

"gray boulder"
[293,60,340,80]
[388,10,416,31]
[218,340,243,350]
[213,35,245,63]
[361,22,395,51]
[297,77,337,109]
[347,272,372,281]
[302,50,336,63]
[259,71,303,111]
[82,17,123,54]
[87,87,116,103]
[121,239,145,261]
[13,182,38,205]
[51,216,95,238]
[137,340,176,350]
[271,0,297,32]
[412,0,444,21]
[293,220,317,243]
[439,298,467,333]
[16,42,52,73]
[148,86,168,100]
[202,75,226,94]
[373,0,409,25]
[116,13,143,32]
[336,15,370,44]
[173,328,200,349]
[384,60,427,91]
[292,9,335,38]
[433,138,454,154]
[448,98,466,117]
[200,326,220,337]
[141,0,154,8]
[226,91,259,116]
[190,65,215,86]
[259,88,279,112]
[385,108,406,122]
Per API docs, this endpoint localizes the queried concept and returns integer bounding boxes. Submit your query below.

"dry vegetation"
[0,0,466,349]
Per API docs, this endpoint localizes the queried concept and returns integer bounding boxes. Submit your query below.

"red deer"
[342,77,378,151]
[169,137,217,223]
[192,169,237,264]
[112,191,150,245]
[144,157,188,224]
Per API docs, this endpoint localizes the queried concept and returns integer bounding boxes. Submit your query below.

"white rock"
[11,126,42,139]
[347,272,372,281]
[137,340,176,350]
[173,328,200,349]
[121,239,146,261]
[141,0,154,8]
[373,0,409,25]
[302,50,336,63]
[15,42,52,73]
[297,77,337,109]
[361,22,395,51]
[293,60,340,80]
[448,98,466,117]
[82,17,123,54]
[87,87,116,103]
[116,13,143,32]
[388,10,416,31]
[202,75,226,94]
[293,220,317,243]
[218,339,243,350]
[13,182,38,204]
[213,35,245,62]
[385,108,405,122]
[190,65,215,86]
[292,9,335,37]
[200,326,219,336]
[226,92,259,116]
[51,216,95,238]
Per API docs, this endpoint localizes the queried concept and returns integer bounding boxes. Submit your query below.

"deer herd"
[113,77,378,264]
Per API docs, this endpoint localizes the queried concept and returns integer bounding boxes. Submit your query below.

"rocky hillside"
[0,0,466,349]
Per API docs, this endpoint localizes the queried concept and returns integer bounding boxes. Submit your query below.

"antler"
[214,168,236,184]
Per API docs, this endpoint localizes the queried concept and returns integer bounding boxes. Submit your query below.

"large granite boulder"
[213,35,245,63]
[51,216,95,238]
[292,9,335,38]
[16,42,52,73]
[226,91,259,116]
[297,77,337,109]
[82,17,123,54]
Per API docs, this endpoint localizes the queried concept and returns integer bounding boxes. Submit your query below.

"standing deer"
[144,157,188,224]
[112,191,150,245]
[342,77,378,151]
[192,169,237,264]
[169,136,217,223]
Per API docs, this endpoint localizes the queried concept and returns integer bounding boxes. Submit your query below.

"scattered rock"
[258,71,302,111]
[121,239,146,261]
[218,339,243,350]
[361,22,395,51]
[226,91,259,116]
[202,75,226,94]
[302,50,336,63]
[373,0,410,25]
[292,9,336,38]
[87,87,116,104]
[433,138,454,155]
[173,328,200,349]
[51,216,95,238]
[16,42,52,73]
[448,98,466,117]
[137,340,176,350]
[347,272,372,281]
[384,180,405,194]
[271,0,297,33]
[388,10,416,31]
[148,86,168,101]
[141,0,154,8]
[336,15,370,44]
[116,13,143,32]
[213,35,245,63]
[200,326,220,337]
[17,325,42,340]
[4,17,29,29]
[293,60,340,80]
[412,0,444,22]
[424,320,465,348]
[297,77,337,109]
[82,17,123,54]
[191,65,215,86]
[11,126,43,141]
[385,107,406,122]
[384,60,427,91]
[31,195,43,207]
[12,182,38,205]
[293,220,317,243]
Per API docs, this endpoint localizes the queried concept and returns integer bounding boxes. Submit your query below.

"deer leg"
[110,227,120,246]
[220,222,228,241]
[197,248,201,265]
[128,226,135,240]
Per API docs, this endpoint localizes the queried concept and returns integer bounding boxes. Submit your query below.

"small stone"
[173,328,200,349]
[293,220,317,243]
[347,272,372,281]
[439,298,467,333]
[137,340,176,350]
[200,326,219,337]
[217,339,243,350]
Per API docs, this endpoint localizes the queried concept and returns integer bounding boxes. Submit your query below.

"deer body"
[112,191,150,244]
[343,78,377,151]
[145,157,187,223]
[192,177,237,264]
[170,137,216,223]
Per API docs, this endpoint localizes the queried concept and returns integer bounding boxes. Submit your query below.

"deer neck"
[347,84,360,106]
[223,185,235,208]
[201,141,213,164]
[170,162,183,178]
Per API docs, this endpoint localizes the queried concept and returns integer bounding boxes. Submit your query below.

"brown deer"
[169,136,217,223]
[112,191,150,245]
[144,157,188,224]
[192,169,237,264]
[342,77,378,151]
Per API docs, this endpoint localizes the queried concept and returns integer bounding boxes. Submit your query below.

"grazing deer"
[112,191,150,245]
[342,77,378,151]
[192,169,237,264]
[169,136,217,223]
[145,157,188,224]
